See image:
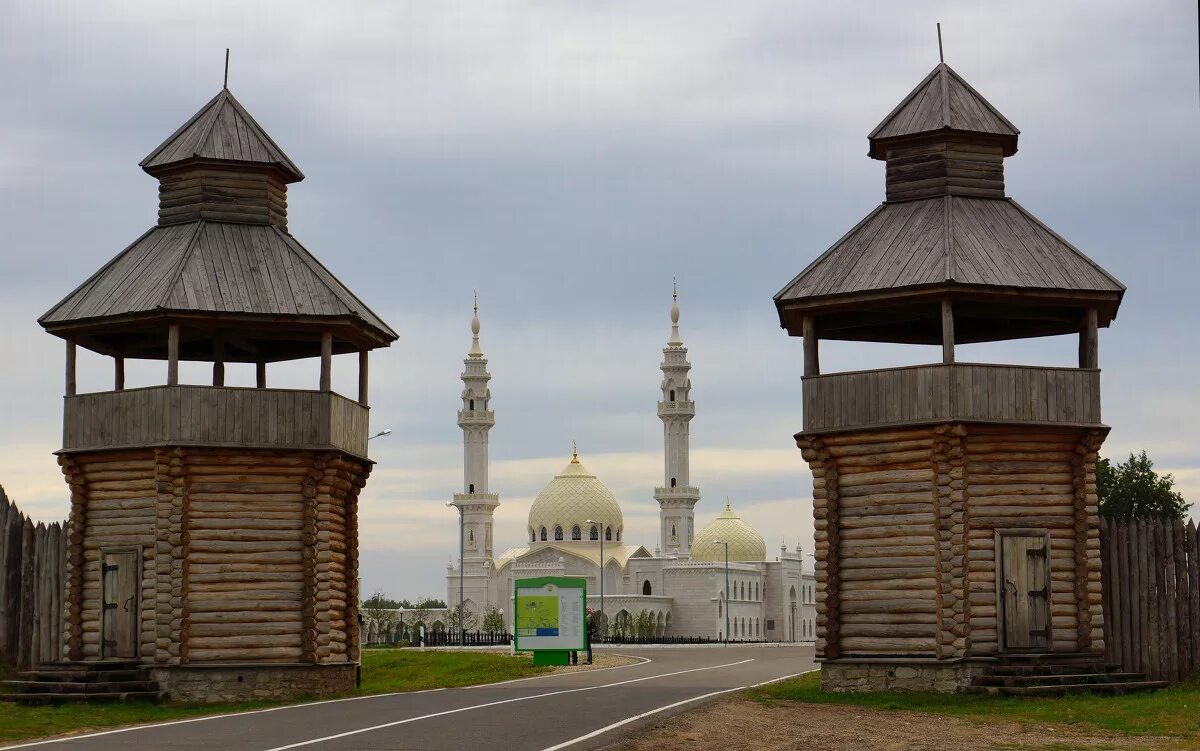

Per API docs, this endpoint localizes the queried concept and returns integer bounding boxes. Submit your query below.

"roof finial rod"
[223,48,230,89]
[571,439,579,463]
[936,23,944,64]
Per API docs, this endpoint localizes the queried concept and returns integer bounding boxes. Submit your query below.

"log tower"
[774,63,1125,692]
[39,85,397,701]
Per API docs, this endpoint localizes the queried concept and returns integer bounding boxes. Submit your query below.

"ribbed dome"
[691,503,766,562]
[527,455,623,542]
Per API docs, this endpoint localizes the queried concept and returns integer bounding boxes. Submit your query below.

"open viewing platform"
[61,385,370,457]
[801,362,1101,433]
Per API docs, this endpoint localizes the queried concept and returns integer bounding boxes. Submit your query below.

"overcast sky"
[1,1,1197,601]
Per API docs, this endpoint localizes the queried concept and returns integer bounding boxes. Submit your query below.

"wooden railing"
[63,385,370,457]
[802,363,1101,432]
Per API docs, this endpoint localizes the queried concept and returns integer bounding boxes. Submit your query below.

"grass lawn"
[749,671,1200,740]
[0,650,549,744]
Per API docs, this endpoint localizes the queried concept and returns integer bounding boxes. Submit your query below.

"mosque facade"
[446,294,814,641]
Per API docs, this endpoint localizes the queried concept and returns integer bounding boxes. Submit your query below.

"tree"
[415,597,447,609]
[446,604,478,632]
[481,605,505,633]
[1098,451,1190,520]
[361,591,400,642]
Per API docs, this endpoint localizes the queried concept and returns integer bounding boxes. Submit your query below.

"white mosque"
[446,292,815,641]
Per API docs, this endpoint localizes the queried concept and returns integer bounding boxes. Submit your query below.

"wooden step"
[975,672,1147,688]
[19,669,147,683]
[0,690,166,705]
[2,680,160,694]
[34,660,143,672]
[969,680,1169,697]
[990,662,1107,677]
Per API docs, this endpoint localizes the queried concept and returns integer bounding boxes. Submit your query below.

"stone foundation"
[151,663,357,703]
[821,660,989,693]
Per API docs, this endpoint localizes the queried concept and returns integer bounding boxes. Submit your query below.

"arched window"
[642,580,652,596]
[718,600,723,617]
[571,525,581,541]
[540,526,547,541]
[530,529,536,543]
[670,524,676,541]
[554,526,563,541]
[754,582,759,600]
[605,526,612,541]
[468,529,474,543]
[589,525,598,540]
[670,477,676,488]
[669,389,675,401]
[469,483,474,493]
[616,529,621,541]
[469,398,474,410]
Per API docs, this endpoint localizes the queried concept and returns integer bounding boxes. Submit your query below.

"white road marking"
[260,658,756,751]
[0,655,654,751]
[537,669,815,751]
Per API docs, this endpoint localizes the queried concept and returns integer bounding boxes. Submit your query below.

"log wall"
[57,447,368,666]
[0,488,66,668]
[798,422,1106,661]
[1102,517,1200,683]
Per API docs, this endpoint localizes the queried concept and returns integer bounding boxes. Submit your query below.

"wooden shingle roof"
[40,221,397,349]
[776,196,1124,303]
[140,88,304,182]
[869,63,1019,158]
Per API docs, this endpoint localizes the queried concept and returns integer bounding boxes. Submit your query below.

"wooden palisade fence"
[0,487,66,669]
[1101,517,1200,683]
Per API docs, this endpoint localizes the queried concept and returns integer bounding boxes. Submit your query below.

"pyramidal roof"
[868,63,1019,157]
[140,88,304,181]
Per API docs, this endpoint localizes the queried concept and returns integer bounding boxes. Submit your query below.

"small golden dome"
[691,503,766,562]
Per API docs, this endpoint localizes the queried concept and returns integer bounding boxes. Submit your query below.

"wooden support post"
[167,324,180,386]
[941,299,955,364]
[802,316,819,377]
[212,336,225,387]
[358,350,369,406]
[114,356,125,391]
[320,332,333,392]
[65,341,76,397]
[256,361,267,389]
[1079,307,1098,369]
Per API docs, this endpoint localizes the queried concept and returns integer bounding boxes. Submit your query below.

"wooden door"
[101,549,139,659]
[1000,534,1050,651]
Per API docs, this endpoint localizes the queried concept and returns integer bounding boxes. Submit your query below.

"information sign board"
[513,576,586,654]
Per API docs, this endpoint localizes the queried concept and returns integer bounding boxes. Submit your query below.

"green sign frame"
[513,576,587,662]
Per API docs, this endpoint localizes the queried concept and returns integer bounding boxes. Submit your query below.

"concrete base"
[821,659,989,693]
[151,663,357,703]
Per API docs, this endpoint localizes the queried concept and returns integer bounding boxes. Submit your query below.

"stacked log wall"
[800,422,1105,661]
[55,447,365,666]
[962,425,1104,654]
[71,452,158,661]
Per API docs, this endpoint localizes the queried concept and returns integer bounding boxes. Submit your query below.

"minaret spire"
[654,283,700,557]
[454,297,499,564]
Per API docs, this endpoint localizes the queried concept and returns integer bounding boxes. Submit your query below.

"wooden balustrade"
[63,385,370,457]
[802,363,1101,432]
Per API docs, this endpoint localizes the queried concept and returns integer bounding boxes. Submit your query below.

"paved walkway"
[3,646,814,751]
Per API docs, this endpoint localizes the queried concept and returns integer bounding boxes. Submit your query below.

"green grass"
[748,671,1200,740]
[0,650,549,744]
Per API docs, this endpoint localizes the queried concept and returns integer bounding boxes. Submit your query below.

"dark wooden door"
[1000,534,1050,651]
[101,549,139,659]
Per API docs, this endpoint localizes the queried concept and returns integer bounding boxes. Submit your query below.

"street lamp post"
[446,501,464,647]
[587,518,604,642]
[368,428,392,440]
[711,540,729,646]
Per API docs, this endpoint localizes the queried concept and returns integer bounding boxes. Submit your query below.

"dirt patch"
[604,696,1183,751]
[551,653,642,674]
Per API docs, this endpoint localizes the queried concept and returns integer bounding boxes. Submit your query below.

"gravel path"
[603,696,1182,751]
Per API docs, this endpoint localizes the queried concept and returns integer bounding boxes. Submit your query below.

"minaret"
[654,283,700,557]
[453,296,499,562]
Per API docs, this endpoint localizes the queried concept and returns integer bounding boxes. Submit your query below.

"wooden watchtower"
[774,64,1125,691]
[39,86,396,700]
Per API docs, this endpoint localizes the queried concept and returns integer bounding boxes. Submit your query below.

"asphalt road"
[4,646,815,751]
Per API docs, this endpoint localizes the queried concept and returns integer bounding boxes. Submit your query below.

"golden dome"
[527,454,624,542]
[691,503,766,562]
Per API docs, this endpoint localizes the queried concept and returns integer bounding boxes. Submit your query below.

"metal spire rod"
[937,23,944,64]
[224,48,230,89]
